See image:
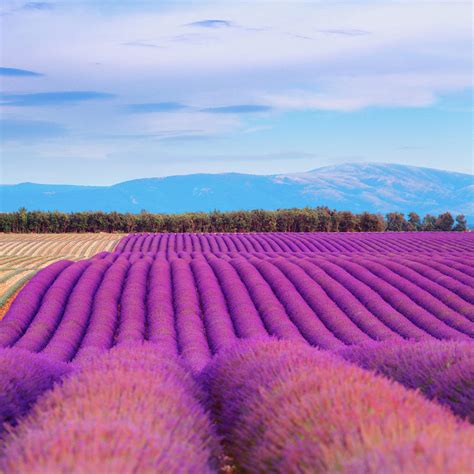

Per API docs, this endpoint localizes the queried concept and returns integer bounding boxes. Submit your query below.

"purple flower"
[339,340,474,421]
[0,343,220,473]
[200,338,471,473]
[0,348,70,433]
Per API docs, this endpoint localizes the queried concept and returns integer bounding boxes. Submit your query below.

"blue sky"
[0,0,472,185]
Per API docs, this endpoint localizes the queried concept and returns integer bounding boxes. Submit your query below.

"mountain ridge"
[1,163,472,220]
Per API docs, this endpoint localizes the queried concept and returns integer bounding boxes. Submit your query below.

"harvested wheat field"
[0,234,123,318]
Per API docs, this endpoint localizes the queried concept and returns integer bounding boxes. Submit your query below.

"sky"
[0,0,472,185]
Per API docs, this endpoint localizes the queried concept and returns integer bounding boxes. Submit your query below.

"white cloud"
[1,2,471,109]
[0,1,472,180]
[263,72,471,111]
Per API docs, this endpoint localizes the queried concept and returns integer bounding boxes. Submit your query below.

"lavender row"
[116,231,474,255]
[0,348,70,435]
[14,260,92,353]
[0,260,72,348]
[171,258,213,373]
[349,255,474,335]
[75,256,131,360]
[367,256,474,322]
[114,256,152,345]
[229,256,305,342]
[317,255,471,341]
[190,256,238,352]
[200,339,474,473]
[2,257,472,367]
[2,337,473,472]
[246,256,345,350]
[0,344,220,473]
[104,249,474,291]
[41,256,117,362]
[146,258,179,354]
[339,340,474,421]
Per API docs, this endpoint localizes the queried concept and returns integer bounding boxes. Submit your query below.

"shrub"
[339,340,474,421]
[0,343,220,473]
[0,348,70,434]
[201,339,472,473]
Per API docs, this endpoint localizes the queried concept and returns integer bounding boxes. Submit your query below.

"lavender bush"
[0,343,220,473]
[339,340,474,421]
[201,339,473,473]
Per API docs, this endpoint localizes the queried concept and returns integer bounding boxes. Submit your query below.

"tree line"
[0,207,467,233]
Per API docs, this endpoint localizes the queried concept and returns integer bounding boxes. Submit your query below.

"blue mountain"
[1,163,472,220]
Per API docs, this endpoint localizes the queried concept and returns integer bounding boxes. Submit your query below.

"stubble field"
[0,233,123,319]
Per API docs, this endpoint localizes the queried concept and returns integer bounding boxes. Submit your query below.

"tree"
[385,212,407,232]
[338,211,358,232]
[359,212,385,232]
[435,212,454,231]
[407,212,421,231]
[421,214,436,231]
[329,210,341,232]
[0,208,462,233]
[453,214,467,232]
[16,207,28,233]
[314,207,332,232]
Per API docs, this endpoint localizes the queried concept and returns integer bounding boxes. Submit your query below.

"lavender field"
[0,232,473,473]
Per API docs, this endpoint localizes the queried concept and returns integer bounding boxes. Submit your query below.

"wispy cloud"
[0,119,66,141]
[121,40,162,49]
[126,102,188,113]
[126,103,272,114]
[22,2,54,10]
[169,32,217,45]
[0,66,43,77]
[186,19,233,28]
[202,105,272,114]
[242,125,273,134]
[183,151,324,164]
[263,70,471,111]
[159,133,220,143]
[317,29,371,37]
[97,129,206,141]
[284,32,313,41]
[396,146,427,151]
[1,91,115,106]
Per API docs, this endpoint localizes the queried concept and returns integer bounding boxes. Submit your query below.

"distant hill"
[1,163,472,220]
